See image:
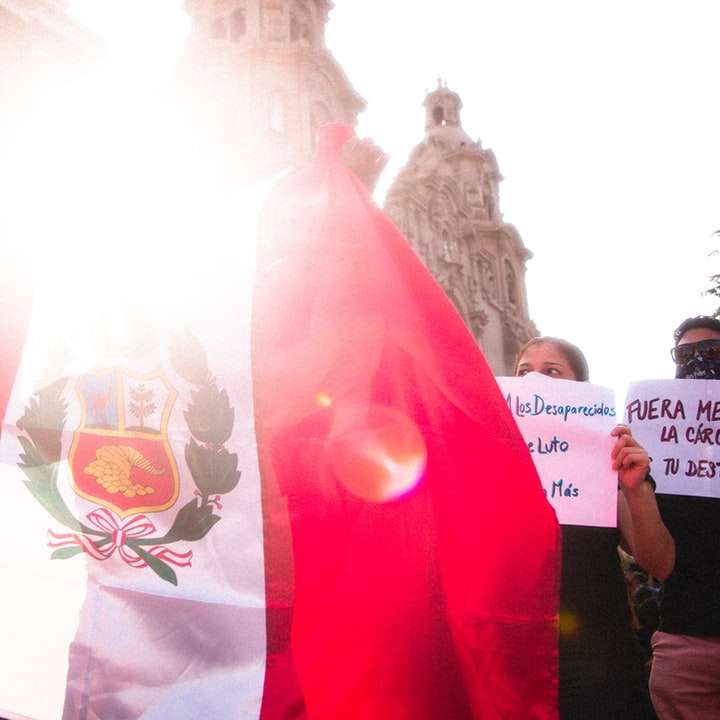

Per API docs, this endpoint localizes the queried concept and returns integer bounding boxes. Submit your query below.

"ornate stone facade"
[384,82,538,374]
[181,0,365,179]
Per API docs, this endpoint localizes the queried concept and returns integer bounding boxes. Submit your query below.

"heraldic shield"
[69,368,180,518]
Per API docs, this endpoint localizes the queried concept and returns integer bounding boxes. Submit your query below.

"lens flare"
[315,392,333,408]
[327,405,427,503]
[558,611,580,638]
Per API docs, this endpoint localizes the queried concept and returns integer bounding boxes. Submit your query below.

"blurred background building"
[0,0,537,374]
[180,0,365,179]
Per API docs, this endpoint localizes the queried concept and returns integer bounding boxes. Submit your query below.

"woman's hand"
[611,424,650,491]
[613,425,675,580]
[341,137,388,192]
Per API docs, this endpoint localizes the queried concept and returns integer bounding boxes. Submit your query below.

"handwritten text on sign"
[624,379,720,498]
[497,374,617,527]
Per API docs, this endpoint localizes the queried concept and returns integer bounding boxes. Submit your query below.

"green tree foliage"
[707,231,720,318]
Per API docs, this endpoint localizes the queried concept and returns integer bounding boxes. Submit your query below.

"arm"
[612,425,676,581]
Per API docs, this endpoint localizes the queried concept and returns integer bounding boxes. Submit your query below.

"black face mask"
[674,341,720,379]
[676,357,720,379]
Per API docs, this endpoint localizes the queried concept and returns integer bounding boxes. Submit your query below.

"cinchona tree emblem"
[16,334,241,586]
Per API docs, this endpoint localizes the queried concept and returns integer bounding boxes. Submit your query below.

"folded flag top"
[0,123,559,720]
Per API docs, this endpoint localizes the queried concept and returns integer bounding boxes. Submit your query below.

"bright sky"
[67,0,720,399]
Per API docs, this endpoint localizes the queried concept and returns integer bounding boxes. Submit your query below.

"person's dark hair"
[514,336,590,382]
[673,316,720,345]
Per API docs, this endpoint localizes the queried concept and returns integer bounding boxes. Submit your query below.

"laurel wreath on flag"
[16,333,241,586]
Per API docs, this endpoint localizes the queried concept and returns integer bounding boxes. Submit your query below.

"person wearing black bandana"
[649,316,720,719]
[672,316,720,380]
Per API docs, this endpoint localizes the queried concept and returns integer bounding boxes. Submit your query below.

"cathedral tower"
[385,81,537,375]
[182,0,365,178]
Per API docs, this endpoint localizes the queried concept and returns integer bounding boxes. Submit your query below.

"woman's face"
[516,342,578,381]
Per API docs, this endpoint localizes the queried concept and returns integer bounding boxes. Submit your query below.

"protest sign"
[624,379,720,499]
[497,374,617,527]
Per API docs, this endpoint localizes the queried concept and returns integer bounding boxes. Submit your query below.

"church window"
[505,260,518,305]
[212,16,227,40]
[230,8,246,41]
[484,182,496,220]
[291,5,314,45]
[478,254,499,301]
[432,106,445,126]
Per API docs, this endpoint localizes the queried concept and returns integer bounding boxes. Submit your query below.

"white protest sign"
[497,374,617,527]
[624,379,720,498]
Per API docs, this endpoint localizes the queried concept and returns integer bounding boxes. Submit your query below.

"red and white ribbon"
[48,507,192,569]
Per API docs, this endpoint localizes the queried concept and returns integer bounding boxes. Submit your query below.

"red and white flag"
[0,123,559,720]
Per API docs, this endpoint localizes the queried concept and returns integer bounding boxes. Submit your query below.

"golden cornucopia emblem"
[84,445,164,499]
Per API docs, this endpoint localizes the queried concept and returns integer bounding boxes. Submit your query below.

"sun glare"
[6,1,266,374]
[68,0,190,75]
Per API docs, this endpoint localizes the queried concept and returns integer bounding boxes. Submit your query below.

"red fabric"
[253,123,560,720]
[0,246,32,432]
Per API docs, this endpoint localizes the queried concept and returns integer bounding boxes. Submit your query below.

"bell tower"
[181,0,365,180]
[424,80,462,129]
[384,82,537,375]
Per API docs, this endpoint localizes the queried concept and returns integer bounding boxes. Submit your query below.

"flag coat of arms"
[0,123,560,720]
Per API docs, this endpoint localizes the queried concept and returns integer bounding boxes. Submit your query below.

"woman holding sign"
[516,337,668,720]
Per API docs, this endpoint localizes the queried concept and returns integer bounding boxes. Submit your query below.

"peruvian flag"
[0,123,559,720]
